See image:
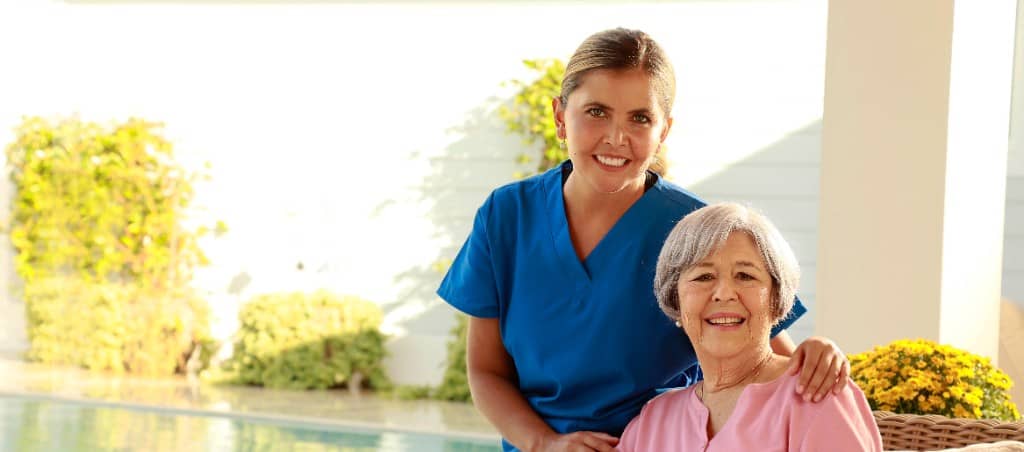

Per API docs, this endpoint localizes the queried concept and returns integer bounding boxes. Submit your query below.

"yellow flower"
[954,404,971,418]
[849,339,1020,421]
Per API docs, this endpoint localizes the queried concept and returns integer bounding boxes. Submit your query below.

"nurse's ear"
[552,97,567,140]
[659,116,674,143]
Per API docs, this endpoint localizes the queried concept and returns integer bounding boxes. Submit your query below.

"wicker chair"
[874,411,1024,451]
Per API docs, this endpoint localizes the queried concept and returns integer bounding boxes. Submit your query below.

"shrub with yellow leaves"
[849,338,1020,421]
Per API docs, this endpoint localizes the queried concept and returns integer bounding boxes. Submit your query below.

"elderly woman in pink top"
[617,203,882,451]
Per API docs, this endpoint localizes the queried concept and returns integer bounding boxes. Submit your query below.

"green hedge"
[434,313,471,402]
[24,278,214,375]
[499,59,566,177]
[219,291,390,391]
[5,116,208,289]
[5,117,215,375]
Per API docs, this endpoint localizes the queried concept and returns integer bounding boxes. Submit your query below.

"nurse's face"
[676,232,775,359]
[553,69,672,194]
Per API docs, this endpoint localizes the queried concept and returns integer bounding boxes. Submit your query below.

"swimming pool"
[0,394,501,451]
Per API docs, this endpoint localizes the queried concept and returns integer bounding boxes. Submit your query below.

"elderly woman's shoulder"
[764,372,876,424]
[766,372,867,404]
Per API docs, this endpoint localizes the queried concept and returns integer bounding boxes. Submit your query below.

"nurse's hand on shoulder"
[535,431,618,452]
[789,336,851,403]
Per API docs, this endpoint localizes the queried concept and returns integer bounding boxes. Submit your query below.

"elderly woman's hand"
[789,336,850,402]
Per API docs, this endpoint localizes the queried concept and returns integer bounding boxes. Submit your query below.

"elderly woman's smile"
[705,314,745,327]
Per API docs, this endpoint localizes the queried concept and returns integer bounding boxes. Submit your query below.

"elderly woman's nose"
[712,278,738,301]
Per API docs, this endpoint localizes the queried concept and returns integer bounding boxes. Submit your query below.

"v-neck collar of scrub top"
[544,160,662,286]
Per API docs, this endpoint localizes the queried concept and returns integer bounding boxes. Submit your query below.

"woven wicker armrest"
[873,410,1024,451]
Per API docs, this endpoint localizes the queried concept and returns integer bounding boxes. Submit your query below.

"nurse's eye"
[586,107,606,118]
[691,273,714,282]
[632,113,651,124]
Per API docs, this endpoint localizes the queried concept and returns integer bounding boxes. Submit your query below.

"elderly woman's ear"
[773,294,787,323]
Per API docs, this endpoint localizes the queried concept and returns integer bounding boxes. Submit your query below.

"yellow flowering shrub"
[850,339,1020,421]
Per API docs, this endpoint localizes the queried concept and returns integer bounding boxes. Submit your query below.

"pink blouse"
[617,373,882,451]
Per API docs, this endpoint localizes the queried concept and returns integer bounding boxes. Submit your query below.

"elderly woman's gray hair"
[654,202,800,325]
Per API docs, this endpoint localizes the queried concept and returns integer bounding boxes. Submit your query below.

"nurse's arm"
[467,317,617,452]
[770,330,797,355]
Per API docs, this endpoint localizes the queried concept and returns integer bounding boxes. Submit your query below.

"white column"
[817,0,1016,360]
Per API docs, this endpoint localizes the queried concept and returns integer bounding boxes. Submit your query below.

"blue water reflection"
[0,396,501,451]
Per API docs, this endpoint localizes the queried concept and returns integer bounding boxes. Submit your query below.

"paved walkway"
[0,356,498,442]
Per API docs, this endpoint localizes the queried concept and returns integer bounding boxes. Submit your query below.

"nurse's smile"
[594,154,631,170]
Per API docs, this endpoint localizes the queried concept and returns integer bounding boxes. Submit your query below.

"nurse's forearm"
[770,330,797,355]
[466,317,554,451]
[469,368,555,451]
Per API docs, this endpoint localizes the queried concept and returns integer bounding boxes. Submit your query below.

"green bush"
[24,278,215,375]
[5,116,208,288]
[434,313,471,402]
[499,59,566,178]
[219,291,390,391]
[5,117,214,375]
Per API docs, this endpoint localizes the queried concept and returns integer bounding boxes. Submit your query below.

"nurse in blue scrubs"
[437,28,850,452]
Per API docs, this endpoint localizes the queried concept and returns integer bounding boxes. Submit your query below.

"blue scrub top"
[437,161,805,451]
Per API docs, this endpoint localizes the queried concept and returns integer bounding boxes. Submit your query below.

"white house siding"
[1006,170,1024,303]
[1006,0,1024,306]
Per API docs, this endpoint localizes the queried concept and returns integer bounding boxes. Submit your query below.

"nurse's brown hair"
[559,28,676,117]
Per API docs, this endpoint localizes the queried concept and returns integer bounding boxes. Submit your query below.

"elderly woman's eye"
[737,272,756,281]
[692,274,714,282]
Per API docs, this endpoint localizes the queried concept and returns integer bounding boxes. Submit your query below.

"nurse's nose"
[604,121,629,148]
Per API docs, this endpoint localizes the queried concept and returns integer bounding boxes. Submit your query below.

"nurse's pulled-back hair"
[560,28,676,117]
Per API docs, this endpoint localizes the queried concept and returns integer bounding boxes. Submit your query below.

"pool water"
[0,395,501,452]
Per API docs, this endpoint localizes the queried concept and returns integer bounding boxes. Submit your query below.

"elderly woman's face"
[677,231,775,358]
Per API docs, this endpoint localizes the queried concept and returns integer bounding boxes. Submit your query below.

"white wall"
[1008,179,1024,300]
[10,0,1020,383]
[1005,0,1024,306]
